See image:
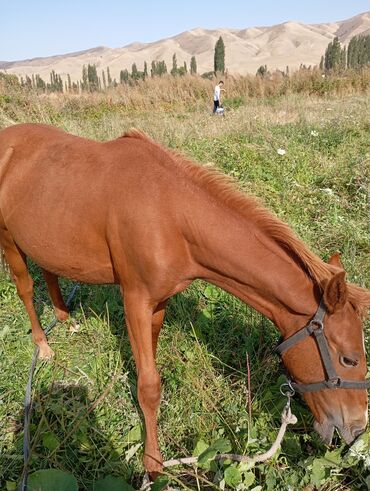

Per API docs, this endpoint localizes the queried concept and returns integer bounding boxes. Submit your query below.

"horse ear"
[323,271,347,313]
[328,252,343,268]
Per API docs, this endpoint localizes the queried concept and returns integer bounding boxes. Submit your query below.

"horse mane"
[123,129,369,314]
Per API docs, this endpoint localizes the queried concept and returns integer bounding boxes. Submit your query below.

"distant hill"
[1,11,369,82]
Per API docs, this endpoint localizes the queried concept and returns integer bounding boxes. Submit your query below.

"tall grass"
[1,68,369,122]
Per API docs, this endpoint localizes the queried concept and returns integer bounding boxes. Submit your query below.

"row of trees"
[17,32,369,94]
[19,53,201,93]
[18,36,226,94]
[257,34,370,78]
[320,34,370,71]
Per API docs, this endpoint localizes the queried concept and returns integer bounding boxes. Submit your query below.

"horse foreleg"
[123,291,163,478]
[42,269,69,322]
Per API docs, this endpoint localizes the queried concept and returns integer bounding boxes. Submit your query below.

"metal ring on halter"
[307,319,324,334]
[280,380,295,398]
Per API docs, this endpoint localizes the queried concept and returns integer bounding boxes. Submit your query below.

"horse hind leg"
[42,269,69,322]
[0,233,53,359]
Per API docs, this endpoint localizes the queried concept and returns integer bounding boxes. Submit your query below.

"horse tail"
[0,147,14,184]
[0,147,14,274]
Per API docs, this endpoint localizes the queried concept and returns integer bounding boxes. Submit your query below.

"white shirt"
[214,85,221,101]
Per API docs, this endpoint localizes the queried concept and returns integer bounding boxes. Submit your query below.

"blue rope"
[19,284,80,491]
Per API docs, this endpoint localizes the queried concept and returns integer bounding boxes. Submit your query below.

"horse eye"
[339,355,359,368]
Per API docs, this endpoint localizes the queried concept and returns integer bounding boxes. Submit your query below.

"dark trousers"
[213,100,220,113]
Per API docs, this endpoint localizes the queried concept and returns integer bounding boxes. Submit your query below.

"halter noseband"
[276,297,370,393]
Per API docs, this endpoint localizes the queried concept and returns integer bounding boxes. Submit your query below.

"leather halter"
[276,298,370,393]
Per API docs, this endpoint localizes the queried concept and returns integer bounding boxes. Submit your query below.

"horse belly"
[3,213,116,284]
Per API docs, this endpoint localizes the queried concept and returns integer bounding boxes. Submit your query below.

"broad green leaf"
[203,285,219,300]
[310,459,326,487]
[27,469,78,491]
[323,449,341,467]
[224,466,242,488]
[90,475,135,491]
[42,432,60,452]
[151,476,169,491]
[198,447,218,464]
[193,438,209,457]
[238,461,255,472]
[124,425,142,445]
[243,471,255,488]
[201,308,212,319]
[213,438,232,453]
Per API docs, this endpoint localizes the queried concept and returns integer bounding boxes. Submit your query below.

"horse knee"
[138,371,161,412]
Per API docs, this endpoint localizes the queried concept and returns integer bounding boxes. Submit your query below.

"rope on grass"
[162,404,297,468]
[140,401,297,490]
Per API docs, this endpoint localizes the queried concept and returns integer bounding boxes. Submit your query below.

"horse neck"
[187,202,321,337]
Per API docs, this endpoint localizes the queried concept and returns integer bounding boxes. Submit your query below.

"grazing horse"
[0,123,369,477]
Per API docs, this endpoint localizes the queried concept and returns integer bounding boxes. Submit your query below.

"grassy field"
[0,76,369,490]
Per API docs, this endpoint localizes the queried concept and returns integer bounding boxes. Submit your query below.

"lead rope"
[19,284,80,491]
[141,382,297,489]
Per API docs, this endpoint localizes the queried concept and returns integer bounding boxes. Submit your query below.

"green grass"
[0,90,369,490]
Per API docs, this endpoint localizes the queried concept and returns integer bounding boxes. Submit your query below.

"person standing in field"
[213,80,224,113]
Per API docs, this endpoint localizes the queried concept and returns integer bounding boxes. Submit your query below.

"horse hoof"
[55,307,69,322]
[38,344,55,360]
[144,457,163,483]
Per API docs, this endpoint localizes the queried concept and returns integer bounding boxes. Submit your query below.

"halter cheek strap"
[277,297,370,393]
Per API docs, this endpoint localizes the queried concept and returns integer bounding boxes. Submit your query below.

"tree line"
[15,32,369,93]
[17,36,226,94]
[320,34,370,71]
[256,34,370,78]
[18,54,201,93]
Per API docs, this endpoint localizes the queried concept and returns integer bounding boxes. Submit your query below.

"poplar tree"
[323,37,344,70]
[171,53,178,76]
[214,36,225,74]
[120,69,129,84]
[107,67,112,87]
[87,64,99,91]
[347,35,370,68]
[81,65,88,91]
[158,60,167,76]
[190,56,197,74]
[151,61,156,77]
[131,63,139,80]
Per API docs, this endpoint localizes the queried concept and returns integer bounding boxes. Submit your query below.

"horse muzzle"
[314,419,367,445]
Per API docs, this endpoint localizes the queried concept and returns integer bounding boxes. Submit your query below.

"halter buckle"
[307,319,324,334]
[327,377,342,389]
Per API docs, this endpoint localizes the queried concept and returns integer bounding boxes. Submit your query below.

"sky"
[1,0,369,61]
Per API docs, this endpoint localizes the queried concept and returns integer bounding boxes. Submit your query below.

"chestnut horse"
[0,123,369,476]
